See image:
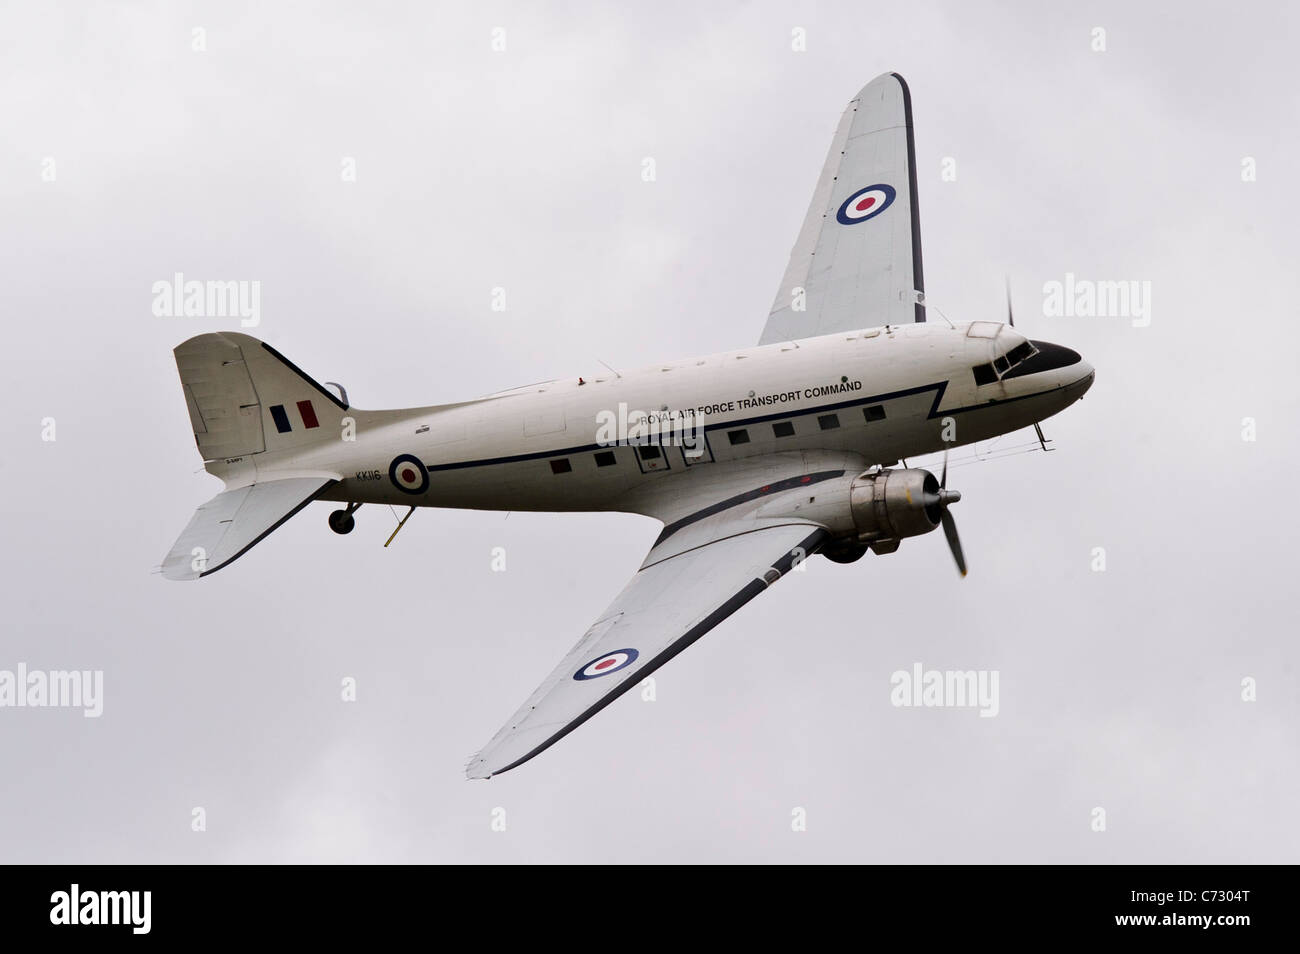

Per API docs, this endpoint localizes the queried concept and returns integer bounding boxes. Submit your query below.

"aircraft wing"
[759,72,926,345]
[466,482,838,778]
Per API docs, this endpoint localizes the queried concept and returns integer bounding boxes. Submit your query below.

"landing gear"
[329,502,362,535]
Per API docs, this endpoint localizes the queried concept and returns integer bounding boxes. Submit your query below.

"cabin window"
[638,445,661,460]
[772,421,795,438]
[594,450,616,467]
[549,458,572,474]
[728,429,750,445]
[863,405,886,422]
[818,414,840,430]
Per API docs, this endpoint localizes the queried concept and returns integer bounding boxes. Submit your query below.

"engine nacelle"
[849,468,942,553]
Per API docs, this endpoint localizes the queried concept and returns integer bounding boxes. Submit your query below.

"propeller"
[926,450,967,577]
[1005,275,1015,328]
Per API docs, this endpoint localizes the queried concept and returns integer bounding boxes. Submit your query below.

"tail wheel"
[328,509,356,535]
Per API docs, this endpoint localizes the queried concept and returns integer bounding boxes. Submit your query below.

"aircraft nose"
[1064,362,1095,401]
[1009,340,1084,377]
[1004,339,1093,400]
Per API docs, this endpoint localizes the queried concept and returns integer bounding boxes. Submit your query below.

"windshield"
[971,330,1037,385]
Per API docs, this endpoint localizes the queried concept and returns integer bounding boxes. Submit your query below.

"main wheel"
[328,509,356,535]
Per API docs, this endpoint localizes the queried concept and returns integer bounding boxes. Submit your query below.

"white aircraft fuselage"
[211,320,1093,520]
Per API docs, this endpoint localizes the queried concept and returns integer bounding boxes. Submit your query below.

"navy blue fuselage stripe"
[420,383,950,474]
[653,470,846,546]
[269,404,292,433]
[421,379,951,473]
[418,377,1067,477]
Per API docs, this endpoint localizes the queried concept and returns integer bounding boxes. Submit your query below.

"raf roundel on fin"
[836,184,896,225]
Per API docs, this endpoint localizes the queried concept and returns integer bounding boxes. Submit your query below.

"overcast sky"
[2,0,1297,863]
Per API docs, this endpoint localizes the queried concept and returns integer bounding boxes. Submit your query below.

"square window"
[818,414,840,431]
[594,450,616,467]
[549,458,572,474]
[728,429,750,445]
[973,364,998,386]
[772,421,795,438]
[638,445,661,460]
[863,405,886,422]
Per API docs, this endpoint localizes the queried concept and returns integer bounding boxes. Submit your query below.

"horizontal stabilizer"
[161,477,336,581]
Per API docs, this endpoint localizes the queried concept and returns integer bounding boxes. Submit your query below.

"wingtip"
[852,72,911,108]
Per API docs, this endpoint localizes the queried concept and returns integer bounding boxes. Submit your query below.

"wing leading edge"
[759,72,925,345]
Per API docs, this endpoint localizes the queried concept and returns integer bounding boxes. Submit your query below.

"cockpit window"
[972,339,1038,385]
[1007,341,1036,366]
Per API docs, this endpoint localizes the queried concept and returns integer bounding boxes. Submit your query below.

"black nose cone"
[1002,341,1082,379]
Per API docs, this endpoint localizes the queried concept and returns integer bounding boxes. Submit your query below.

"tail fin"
[175,331,349,461]
[164,333,346,580]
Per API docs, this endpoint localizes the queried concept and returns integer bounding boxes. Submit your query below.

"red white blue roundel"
[836,184,896,225]
[574,648,639,680]
[389,454,429,495]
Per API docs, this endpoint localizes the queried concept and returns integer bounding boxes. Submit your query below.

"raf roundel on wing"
[836,184,896,225]
[574,649,639,681]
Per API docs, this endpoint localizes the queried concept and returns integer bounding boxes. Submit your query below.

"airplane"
[161,73,1094,778]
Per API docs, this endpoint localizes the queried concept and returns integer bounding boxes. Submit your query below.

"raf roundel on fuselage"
[389,454,429,495]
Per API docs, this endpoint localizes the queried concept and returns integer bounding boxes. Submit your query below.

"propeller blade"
[1005,276,1015,328]
[941,509,967,578]
[940,448,949,489]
